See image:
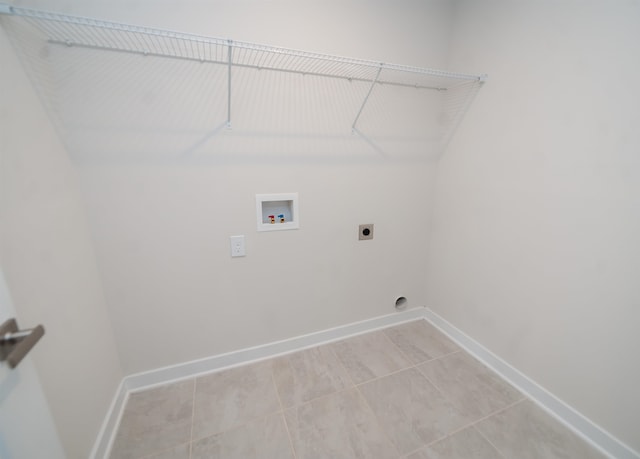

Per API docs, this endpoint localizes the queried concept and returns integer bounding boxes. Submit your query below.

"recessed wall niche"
[256,193,299,232]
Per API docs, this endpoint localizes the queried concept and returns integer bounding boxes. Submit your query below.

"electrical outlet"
[358,224,374,241]
[230,235,246,257]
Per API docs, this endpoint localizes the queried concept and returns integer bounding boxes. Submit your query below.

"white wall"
[428,0,640,453]
[0,26,123,458]
[10,0,637,454]
[9,0,455,374]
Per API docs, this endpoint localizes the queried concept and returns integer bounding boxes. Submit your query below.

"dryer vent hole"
[395,297,407,310]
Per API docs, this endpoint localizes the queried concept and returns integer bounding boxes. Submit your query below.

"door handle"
[0,318,45,369]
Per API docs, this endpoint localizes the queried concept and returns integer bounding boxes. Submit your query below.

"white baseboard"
[423,307,639,459]
[90,307,425,458]
[89,378,128,459]
[124,306,426,392]
[91,306,639,459]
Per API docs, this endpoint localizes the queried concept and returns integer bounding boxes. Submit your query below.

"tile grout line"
[270,364,298,459]
[356,322,443,385]
[344,322,464,390]
[187,363,286,445]
[350,354,443,389]
[421,313,627,459]
[188,411,289,446]
[412,348,529,445]
[325,339,358,388]
[275,342,528,459]
[272,336,411,458]
[138,442,192,459]
[355,363,417,387]
[266,344,356,411]
[406,398,526,458]
[393,367,469,454]
[412,356,488,425]
[401,444,429,458]
[352,357,473,457]
[283,385,356,411]
[337,325,435,457]
[351,322,515,457]
[467,398,526,430]
[471,423,508,459]
[326,337,405,457]
[352,381,404,457]
[465,398,529,459]
[111,382,196,459]
[380,324,418,366]
[271,334,430,413]
[438,391,527,440]
[189,377,197,459]
[381,321,463,368]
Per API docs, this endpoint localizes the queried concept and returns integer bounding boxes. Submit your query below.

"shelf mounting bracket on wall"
[351,64,383,134]
[227,39,232,129]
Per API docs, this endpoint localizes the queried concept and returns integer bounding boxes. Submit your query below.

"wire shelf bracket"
[351,64,383,134]
[226,39,232,129]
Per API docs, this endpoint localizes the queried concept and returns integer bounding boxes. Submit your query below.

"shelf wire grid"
[1,4,486,160]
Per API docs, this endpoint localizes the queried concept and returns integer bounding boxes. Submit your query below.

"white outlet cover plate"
[230,235,246,257]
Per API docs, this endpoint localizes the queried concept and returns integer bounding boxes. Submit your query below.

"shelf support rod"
[351,64,383,133]
[227,39,233,129]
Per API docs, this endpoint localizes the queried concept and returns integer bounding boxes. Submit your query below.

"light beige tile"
[192,361,281,440]
[359,368,471,455]
[475,400,607,459]
[331,331,412,384]
[141,443,190,459]
[406,426,502,459]
[383,320,459,365]
[272,345,353,408]
[191,413,294,459]
[110,379,194,459]
[284,388,399,459]
[417,352,523,420]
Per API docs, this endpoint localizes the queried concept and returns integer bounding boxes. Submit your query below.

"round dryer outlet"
[358,224,374,240]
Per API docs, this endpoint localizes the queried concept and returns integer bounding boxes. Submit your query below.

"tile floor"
[109,320,606,459]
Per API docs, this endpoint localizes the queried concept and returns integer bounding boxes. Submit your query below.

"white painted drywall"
[0,26,123,458]
[427,0,640,452]
[9,0,637,454]
[8,0,454,374]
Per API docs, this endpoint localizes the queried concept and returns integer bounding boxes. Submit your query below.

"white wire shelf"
[0,3,486,160]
